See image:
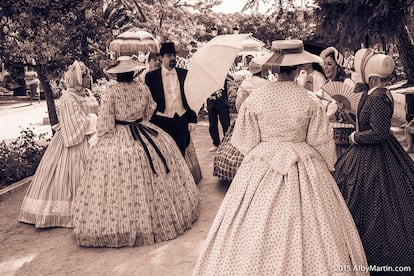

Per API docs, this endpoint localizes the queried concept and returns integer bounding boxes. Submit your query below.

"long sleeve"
[96,90,116,137]
[354,92,393,145]
[235,86,250,112]
[306,98,336,170]
[230,99,261,155]
[312,71,326,93]
[143,85,157,121]
[60,97,89,147]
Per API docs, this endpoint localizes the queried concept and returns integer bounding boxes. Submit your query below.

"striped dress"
[19,89,99,228]
[73,80,199,248]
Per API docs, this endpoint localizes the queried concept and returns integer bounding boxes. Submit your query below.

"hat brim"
[251,51,323,67]
[104,61,145,74]
[159,51,177,55]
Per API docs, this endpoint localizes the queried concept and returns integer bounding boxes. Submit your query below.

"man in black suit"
[145,42,197,156]
[206,78,230,152]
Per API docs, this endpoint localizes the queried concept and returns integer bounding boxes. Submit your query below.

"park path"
[0,100,412,276]
[0,118,229,276]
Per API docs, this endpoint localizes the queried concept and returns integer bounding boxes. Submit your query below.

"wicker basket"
[331,122,355,145]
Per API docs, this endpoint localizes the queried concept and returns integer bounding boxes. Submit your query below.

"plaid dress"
[212,76,268,182]
[213,122,244,182]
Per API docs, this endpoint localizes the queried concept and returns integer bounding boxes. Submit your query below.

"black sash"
[115,118,170,175]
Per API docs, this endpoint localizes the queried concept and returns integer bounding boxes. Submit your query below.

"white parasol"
[184,33,251,111]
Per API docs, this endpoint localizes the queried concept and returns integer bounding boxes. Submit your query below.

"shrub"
[92,78,114,104]
[0,127,47,189]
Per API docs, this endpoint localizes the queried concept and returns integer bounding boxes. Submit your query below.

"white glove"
[295,70,308,89]
[188,123,197,132]
[325,100,338,120]
[88,134,99,148]
[349,131,358,144]
[85,113,98,135]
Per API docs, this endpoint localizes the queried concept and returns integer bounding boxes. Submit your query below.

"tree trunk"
[395,24,414,85]
[36,64,58,133]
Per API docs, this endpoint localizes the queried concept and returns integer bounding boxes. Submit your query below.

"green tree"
[103,0,221,51]
[314,0,414,84]
[0,0,111,127]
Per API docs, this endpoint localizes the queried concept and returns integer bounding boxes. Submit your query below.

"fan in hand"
[320,81,361,114]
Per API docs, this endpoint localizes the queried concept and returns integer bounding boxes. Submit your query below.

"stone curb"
[0,176,32,202]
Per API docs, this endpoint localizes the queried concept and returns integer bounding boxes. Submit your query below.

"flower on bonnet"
[320,47,345,68]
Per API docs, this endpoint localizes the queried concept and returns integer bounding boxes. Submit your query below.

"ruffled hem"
[18,210,73,228]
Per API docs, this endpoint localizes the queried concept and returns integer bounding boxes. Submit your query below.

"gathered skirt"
[185,138,202,184]
[73,122,200,247]
[19,131,89,228]
[194,155,367,275]
[333,135,414,271]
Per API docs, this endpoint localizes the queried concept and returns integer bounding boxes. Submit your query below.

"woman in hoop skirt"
[333,48,414,274]
[73,56,199,247]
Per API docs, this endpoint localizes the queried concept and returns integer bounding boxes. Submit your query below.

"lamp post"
[108,26,120,59]
[211,25,218,37]
[112,26,120,37]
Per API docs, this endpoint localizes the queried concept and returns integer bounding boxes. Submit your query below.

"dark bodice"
[354,87,394,144]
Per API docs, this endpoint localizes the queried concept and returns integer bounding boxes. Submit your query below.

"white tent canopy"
[241,37,265,51]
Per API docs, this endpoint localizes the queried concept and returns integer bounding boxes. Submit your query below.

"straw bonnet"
[251,39,323,68]
[354,48,395,84]
[320,46,345,68]
[104,56,145,74]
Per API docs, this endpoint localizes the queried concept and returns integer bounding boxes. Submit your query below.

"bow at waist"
[245,141,327,175]
[116,119,169,175]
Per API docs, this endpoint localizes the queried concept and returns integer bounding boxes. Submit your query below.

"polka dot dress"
[333,88,414,271]
[193,81,367,275]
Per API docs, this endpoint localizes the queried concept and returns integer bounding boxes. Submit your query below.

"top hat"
[104,56,145,74]
[320,46,345,68]
[354,48,395,84]
[159,42,177,55]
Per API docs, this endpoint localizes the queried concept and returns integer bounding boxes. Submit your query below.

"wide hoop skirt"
[333,135,414,271]
[19,131,89,228]
[194,156,367,275]
[73,122,200,247]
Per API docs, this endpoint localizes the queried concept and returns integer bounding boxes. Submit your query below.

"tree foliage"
[0,0,111,126]
[314,0,414,83]
[103,0,222,50]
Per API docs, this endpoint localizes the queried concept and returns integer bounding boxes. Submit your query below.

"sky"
[212,1,246,13]
[211,0,304,14]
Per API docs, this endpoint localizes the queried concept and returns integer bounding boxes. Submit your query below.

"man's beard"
[169,60,177,68]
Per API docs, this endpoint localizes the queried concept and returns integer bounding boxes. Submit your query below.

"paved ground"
[0,100,52,142]
[0,101,228,276]
[0,114,229,276]
[0,100,412,276]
